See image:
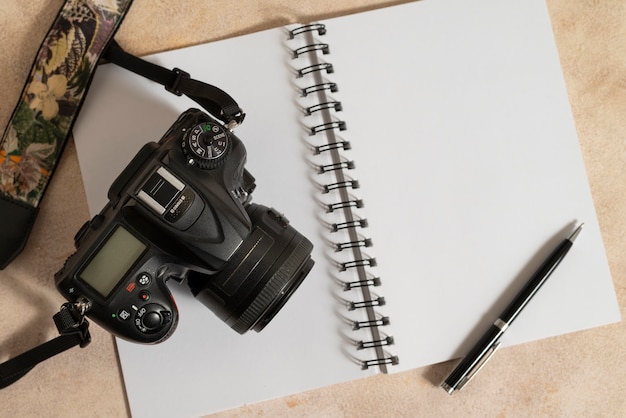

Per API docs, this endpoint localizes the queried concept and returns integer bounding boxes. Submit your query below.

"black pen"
[441,223,584,395]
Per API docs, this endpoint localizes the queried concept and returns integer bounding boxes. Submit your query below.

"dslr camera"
[55,108,314,344]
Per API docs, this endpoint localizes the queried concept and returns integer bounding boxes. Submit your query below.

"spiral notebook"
[71,0,620,416]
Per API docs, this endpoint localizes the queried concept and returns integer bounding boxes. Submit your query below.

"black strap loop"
[0,304,91,389]
[103,40,245,127]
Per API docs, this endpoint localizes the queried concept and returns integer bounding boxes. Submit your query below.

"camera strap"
[103,40,246,128]
[0,301,91,389]
[0,0,134,269]
[1,0,246,269]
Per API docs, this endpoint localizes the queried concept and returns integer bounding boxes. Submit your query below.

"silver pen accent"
[441,223,583,394]
[493,318,509,331]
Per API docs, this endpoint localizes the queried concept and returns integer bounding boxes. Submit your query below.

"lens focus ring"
[231,235,312,334]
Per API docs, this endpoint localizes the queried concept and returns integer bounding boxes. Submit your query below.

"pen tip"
[568,223,584,242]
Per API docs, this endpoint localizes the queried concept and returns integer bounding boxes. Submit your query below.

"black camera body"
[55,109,314,344]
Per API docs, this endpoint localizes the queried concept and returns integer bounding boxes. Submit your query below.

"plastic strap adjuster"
[53,303,92,348]
[166,68,190,96]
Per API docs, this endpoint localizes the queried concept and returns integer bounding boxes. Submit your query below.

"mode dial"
[182,121,231,169]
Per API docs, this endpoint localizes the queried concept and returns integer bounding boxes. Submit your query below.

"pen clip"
[456,341,502,391]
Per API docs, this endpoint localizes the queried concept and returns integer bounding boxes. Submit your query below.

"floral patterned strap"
[0,0,133,268]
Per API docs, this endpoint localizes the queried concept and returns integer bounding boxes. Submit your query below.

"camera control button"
[117,309,132,321]
[142,311,162,330]
[137,273,151,286]
[139,291,150,301]
[135,303,171,334]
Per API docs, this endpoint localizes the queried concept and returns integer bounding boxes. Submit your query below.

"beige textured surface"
[1,0,624,416]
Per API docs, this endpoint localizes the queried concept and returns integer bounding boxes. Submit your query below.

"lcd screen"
[80,225,147,297]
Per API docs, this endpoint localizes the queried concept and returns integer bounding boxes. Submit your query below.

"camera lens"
[187,204,314,334]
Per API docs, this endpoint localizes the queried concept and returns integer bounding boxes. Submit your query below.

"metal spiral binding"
[335,237,372,252]
[356,335,394,350]
[297,62,334,78]
[310,121,346,135]
[301,82,338,97]
[352,316,389,330]
[360,356,399,370]
[292,43,330,59]
[339,257,377,271]
[314,140,350,154]
[288,23,327,39]
[289,22,398,373]
[331,218,368,232]
[349,296,385,311]
[317,160,355,174]
[306,101,343,116]
[342,275,380,290]
[323,179,359,193]
[327,198,363,213]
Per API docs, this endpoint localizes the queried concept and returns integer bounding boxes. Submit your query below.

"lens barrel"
[187,204,314,333]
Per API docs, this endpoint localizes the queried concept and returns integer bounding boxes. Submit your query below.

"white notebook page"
[72,0,620,416]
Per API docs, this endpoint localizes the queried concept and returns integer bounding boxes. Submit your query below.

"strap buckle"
[0,300,94,388]
[53,300,92,348]
[166,68,190,96]
[225,112,246,130]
